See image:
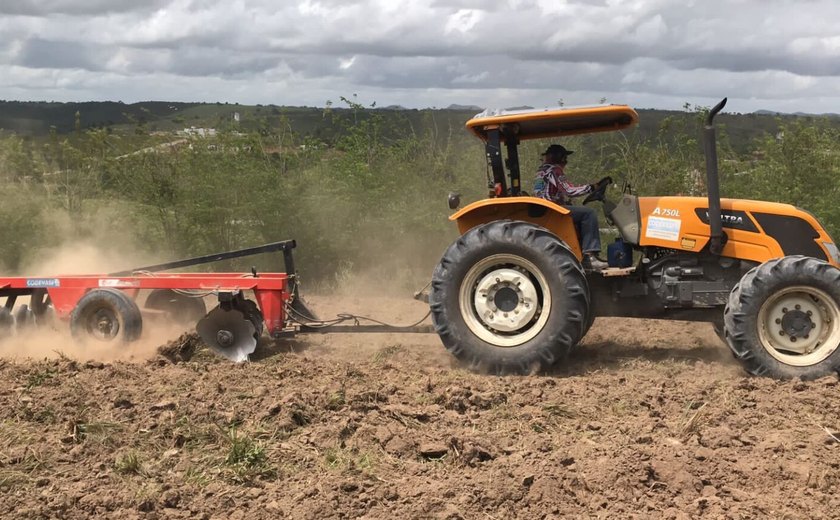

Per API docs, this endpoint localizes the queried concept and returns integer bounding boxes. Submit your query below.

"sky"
[1,0,839,113]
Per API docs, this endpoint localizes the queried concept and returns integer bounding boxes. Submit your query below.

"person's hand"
[594,176,613,190]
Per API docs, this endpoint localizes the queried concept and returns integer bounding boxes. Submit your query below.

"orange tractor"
[429,99,840,379]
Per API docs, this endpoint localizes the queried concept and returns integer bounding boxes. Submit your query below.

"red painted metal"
[0,272,292,333]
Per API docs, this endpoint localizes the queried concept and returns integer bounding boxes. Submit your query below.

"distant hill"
[2,100,839,154]
[447,104,482,111]
[754,109,840,118]
[0,100,201,135]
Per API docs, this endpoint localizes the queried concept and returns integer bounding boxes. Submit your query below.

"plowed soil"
[1,296,839,519]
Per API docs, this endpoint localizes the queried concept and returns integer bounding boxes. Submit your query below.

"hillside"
[3,100,835,153]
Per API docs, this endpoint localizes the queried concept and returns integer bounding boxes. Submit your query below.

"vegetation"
[1,99,839,287]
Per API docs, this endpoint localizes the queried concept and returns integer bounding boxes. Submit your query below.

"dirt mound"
[0,297,838,518]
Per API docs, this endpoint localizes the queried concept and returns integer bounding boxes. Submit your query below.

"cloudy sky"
[1,0,838,113]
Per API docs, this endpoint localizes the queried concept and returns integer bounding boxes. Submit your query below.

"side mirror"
[447,192,461,210]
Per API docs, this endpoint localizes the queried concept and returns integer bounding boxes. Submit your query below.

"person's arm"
[558,174,593,199]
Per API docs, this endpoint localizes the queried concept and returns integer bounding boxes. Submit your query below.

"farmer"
[534,144,609,271]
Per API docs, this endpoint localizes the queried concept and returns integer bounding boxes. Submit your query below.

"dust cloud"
[0,316,194,363]
[17,241,164,277]
[2,240,197,363]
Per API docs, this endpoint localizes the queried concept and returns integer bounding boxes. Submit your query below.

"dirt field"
[1,295,839,519]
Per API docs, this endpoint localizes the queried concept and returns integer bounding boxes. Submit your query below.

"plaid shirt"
[534,163,592,205]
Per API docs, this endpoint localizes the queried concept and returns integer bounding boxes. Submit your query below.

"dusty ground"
[0,295,839,519]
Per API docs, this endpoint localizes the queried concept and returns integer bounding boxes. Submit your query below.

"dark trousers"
[567,205,601,253]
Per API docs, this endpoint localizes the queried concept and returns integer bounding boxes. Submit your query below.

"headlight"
[823,242,840,264]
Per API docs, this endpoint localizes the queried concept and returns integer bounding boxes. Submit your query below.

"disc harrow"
[0,240,432,361]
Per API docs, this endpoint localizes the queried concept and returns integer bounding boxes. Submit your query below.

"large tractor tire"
[430,220,589,375]
[70,288,143,344]
[724,256,840,379]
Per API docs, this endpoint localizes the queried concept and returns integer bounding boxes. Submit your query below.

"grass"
[222,426,276,483]
[0,445,48,489]
[15,400,57,424]
[71,421,122,445]
[115,451,145,476]
[323,446,378,473]
[326,386,346,411]
[183,466,211,487]
[542,403,577,420]
[372,344,404,363]
[24,364,57,391]
[678,401,708,440]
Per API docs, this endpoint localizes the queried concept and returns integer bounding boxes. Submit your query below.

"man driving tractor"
[534,143,610,270]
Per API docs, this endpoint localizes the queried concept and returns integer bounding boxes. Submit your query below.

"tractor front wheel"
[430,220,589,374]
[724,256,840,379]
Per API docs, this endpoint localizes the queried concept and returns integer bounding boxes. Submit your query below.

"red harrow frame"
[0,241,433,361]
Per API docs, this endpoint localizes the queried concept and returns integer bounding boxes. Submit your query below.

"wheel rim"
[83,308,121,341]
[459,253,551,347]
[757,285,840,366]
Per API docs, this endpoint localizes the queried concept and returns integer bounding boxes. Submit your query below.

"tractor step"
[598,266,637,277]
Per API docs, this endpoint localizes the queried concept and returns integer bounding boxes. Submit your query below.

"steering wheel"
[582,176,613,205]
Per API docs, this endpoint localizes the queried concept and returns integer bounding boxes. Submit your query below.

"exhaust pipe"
[704,98,727,255]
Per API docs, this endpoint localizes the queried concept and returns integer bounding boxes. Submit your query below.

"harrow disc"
[196,304,261,362]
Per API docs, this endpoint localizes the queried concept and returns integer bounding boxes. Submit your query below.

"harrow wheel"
[0,307,13,339]
[430,220,589,375]
[70,288,143,343]
[14,304,35,332]
[29,289,52,317]
[724,256,840,379]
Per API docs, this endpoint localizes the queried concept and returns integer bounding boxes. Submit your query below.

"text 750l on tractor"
[429,98,840,379]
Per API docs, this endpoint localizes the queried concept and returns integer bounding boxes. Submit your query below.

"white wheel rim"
[459,254,551,347]
[757,285,840,367]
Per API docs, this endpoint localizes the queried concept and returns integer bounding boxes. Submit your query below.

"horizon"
[2,98,837,117]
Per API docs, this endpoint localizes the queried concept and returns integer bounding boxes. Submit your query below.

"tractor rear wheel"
[724,256,840,379]
[430,220,589,374]
[70,288,143,343]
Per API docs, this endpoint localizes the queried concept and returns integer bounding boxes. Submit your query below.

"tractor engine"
[643,253,750,309]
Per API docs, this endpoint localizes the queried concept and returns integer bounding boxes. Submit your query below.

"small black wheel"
[0,307,13,339]
[430,220,590,374]
[724,256,840,379]
[70,288,143,343]
[145,289,207,325]
[29,289,52,316]
[14,304,35,331]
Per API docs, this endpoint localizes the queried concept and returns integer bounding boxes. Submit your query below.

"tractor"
[429,98,840,379]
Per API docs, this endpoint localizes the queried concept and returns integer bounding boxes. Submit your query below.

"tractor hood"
[466,104,639,143]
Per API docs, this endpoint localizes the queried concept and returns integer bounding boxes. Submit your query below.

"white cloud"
[0,0,839,113]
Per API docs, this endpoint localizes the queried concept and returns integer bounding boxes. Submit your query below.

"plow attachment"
[0,239,434,361]
[197,305,259,362]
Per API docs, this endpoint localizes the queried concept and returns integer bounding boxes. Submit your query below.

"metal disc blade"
[196,307,257,362]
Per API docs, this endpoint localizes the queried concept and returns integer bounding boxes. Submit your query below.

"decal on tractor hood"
[652,207,681,217]
[694,209,759,233]
[645,216,682,242]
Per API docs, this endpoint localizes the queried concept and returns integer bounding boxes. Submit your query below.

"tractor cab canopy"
[466,104,639,195]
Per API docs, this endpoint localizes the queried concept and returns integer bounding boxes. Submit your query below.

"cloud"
[0,0,839,113]
[0,0,167,16]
